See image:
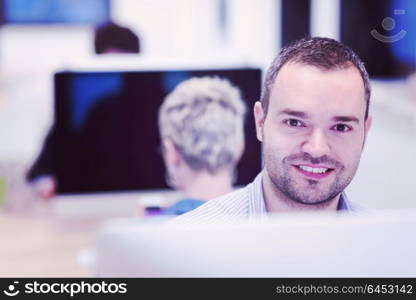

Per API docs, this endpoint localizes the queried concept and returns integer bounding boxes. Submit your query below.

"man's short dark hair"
[94,22,140,54]
[260,37,371,119]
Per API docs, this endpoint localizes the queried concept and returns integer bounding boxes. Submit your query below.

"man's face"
[254,63,372,206]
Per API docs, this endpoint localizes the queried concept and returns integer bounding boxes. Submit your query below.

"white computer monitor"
[95,209,416,277]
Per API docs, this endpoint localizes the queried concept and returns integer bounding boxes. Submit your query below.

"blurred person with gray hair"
[158,77,246,215]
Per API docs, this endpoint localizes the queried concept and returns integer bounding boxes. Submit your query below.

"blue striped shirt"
[170,171,355,225]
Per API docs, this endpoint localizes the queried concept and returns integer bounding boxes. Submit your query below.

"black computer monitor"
[52,68,262,194]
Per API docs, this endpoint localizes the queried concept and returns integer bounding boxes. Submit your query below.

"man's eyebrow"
[279,109,308,118]
[332,116,360,124]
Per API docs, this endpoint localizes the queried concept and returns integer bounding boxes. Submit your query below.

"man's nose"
[301,128,331,158]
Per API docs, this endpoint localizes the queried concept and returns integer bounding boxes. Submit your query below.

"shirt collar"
[337,192,353,212]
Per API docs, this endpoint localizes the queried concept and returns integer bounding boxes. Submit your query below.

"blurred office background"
[0,0,416,276]
[0,0,415,209]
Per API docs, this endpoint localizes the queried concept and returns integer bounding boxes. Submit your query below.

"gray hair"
[158,76,246,173]
[261,37,371,119]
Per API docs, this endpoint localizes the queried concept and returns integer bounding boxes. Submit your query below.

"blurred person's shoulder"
[168,186,249,226]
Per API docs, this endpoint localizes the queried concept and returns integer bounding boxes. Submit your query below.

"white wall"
[112,0,221,59]
[0,25,92,163]
[111,0,279,66]
[310,0,340,39]
[226,0,280,69]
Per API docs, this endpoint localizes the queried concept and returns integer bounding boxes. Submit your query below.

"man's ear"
[254,101,265,142]
[162,138,182,168]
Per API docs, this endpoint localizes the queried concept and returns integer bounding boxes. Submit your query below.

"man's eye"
[332,124,351,132]
[284,119,304,127]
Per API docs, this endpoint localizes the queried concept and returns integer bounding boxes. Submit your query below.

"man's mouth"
[294,164,334,179]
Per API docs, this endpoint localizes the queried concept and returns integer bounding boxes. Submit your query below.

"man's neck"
[261,171,340,213]
[182,170,234,201]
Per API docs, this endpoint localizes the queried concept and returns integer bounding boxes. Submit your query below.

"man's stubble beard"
[262,141,360,208]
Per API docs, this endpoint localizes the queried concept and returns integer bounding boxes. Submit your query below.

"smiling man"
[172,37,372,223]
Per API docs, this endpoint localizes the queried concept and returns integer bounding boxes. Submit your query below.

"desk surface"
[0,207,112,277]
[0,189,179,277]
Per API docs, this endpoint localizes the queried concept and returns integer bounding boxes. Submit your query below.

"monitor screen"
[53,68,262,194]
